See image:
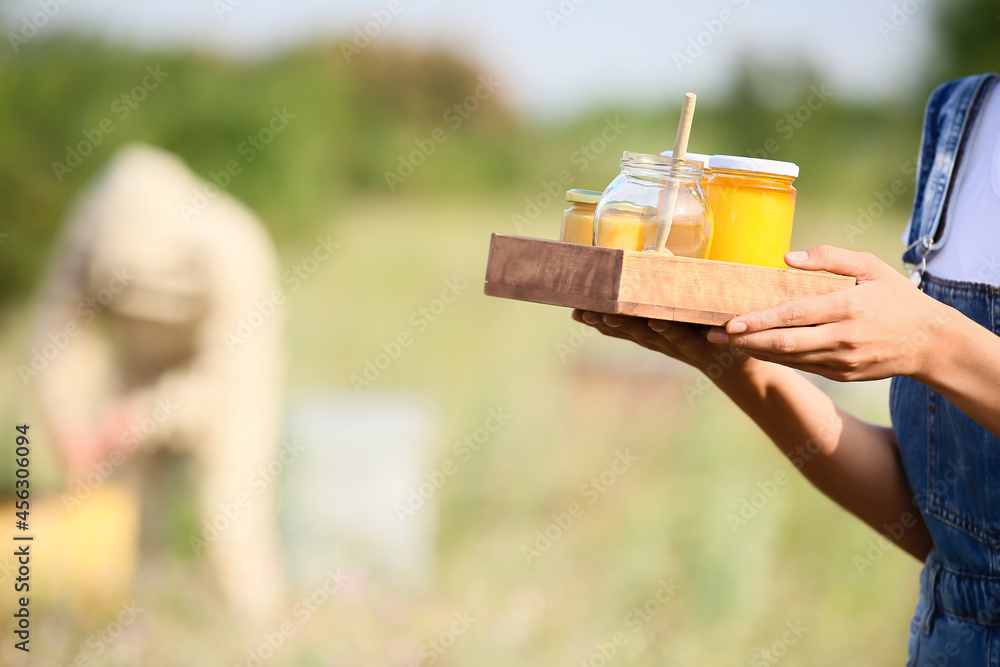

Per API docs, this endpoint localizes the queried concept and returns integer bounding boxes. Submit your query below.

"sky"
[3,0,940,118]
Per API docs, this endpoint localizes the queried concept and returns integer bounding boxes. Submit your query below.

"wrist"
[706,352,768,394]
[909,298,960,384]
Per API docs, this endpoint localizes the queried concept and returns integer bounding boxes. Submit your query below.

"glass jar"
[661,149,712,187]
[705,155,798,268]
[594,152,711,257]
[559,189,601,245]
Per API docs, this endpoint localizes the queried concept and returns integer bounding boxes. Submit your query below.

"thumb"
[784,245,883,281]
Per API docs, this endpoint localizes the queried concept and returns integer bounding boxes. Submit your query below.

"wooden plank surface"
[484,234,856,325]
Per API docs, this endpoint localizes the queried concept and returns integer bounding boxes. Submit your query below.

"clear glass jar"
[594,152,711,257]
[661,149,713,187]
[705,155,798,268]
[560,189,601,245]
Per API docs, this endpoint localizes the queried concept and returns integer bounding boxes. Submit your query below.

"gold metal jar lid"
[565,188,603,205]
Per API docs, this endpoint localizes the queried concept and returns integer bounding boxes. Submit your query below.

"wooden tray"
[483,234,856,326]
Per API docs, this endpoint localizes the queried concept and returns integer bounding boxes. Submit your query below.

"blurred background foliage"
[0,0,995,309]
[1,0,1000,665]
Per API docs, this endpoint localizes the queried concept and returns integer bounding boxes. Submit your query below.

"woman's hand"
[707,245,953,382]
[572,308,754,376]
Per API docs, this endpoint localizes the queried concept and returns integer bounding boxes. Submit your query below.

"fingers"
[575,310,636,342]
[740,352,850,382]
[783,245,884,281]
[649,319,705,346]
[601,314,664,346]
[575,311,664,349]
[726,292,851,335]
[734,338,839,363]
[719,322,840,354]
[606,314,697,347]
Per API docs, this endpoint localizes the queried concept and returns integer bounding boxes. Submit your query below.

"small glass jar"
[594,152,711,257]
[560,189,601,245]
[705,155,798,268]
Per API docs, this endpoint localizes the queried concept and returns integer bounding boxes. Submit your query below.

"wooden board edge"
[483,284,732,326]
[614,301,732,326]
[483,282,620,315]
[484,235,857,326]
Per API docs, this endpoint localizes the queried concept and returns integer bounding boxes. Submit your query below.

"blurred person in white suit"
[30,143,286,627]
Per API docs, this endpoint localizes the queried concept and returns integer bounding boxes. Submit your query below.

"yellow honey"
[594,204,648,251]
[705,156,798,268]
[560,189,601,245]
[594,153,711,257]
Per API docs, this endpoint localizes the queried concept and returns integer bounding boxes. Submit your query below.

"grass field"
[1,195,923,666]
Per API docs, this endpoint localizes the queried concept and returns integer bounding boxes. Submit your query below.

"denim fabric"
[894,275,1000,666]
[903,74,998,269]
[892,72,1000,666]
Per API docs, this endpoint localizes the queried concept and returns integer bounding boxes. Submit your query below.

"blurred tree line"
[0,0,996,309]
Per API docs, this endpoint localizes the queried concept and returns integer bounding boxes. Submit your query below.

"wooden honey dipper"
[651,92,697,253]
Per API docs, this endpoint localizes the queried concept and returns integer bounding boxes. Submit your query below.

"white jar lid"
[660,150,712,168]
[708,154,799,178]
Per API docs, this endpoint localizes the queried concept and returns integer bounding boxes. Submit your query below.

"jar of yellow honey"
[559,189,601,245]
[705,155,799,268]
[594,152,711,257]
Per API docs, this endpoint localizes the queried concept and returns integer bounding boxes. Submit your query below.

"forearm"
[918,301,1000,438]
[712,359,932,560]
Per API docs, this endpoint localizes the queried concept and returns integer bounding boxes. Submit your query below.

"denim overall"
[893,73,1000,665]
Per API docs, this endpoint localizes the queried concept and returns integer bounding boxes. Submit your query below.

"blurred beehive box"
[1,484,138,614]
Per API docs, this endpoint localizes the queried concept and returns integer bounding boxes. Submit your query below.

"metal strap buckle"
[904,235,933,287]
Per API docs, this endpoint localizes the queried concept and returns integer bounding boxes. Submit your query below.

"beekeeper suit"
[31,143,285,627]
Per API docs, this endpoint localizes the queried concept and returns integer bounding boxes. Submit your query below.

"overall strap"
[904,73,999,268]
